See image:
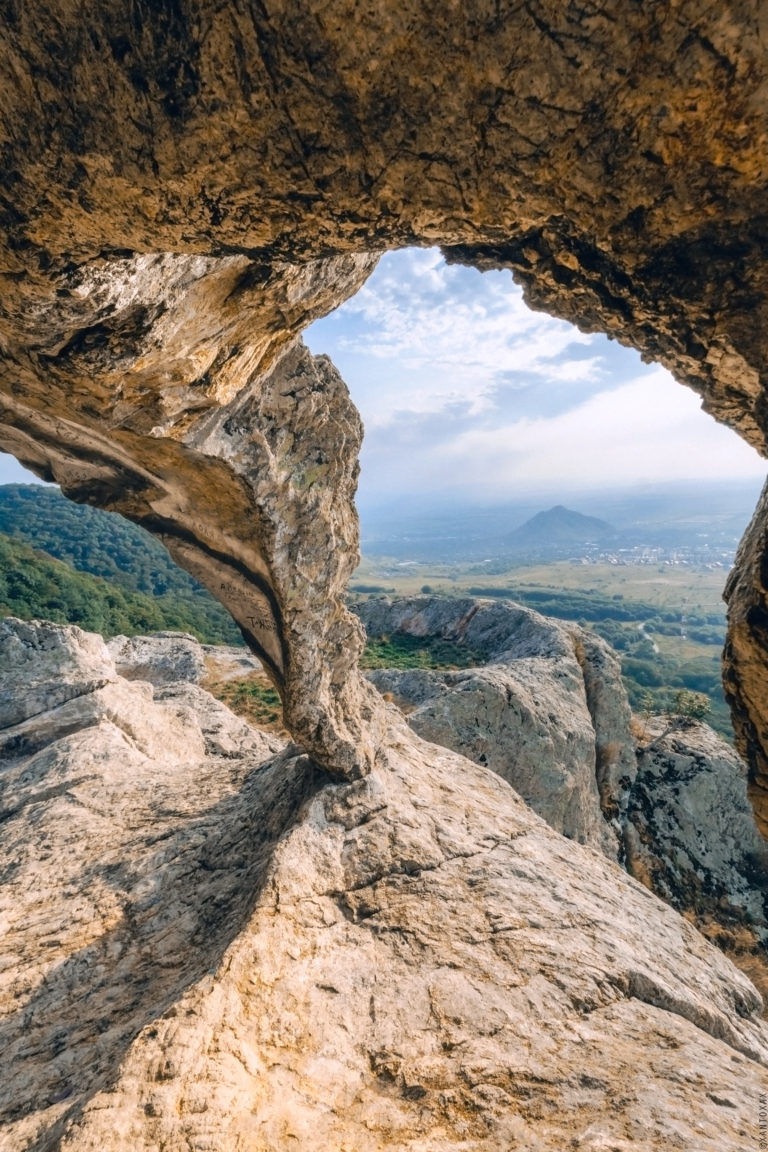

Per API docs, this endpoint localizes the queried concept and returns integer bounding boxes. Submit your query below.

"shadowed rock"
[629,720,768,986]
[1,3,768,800]
[1,620,767,1150]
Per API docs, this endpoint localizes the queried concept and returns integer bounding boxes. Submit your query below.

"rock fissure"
[0,681,111,736]
[333,839,510,900]
[1,2,768,798]
[3,4,768,1143]
[0,776,99,827]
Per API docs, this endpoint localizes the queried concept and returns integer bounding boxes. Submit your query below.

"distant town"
[545,543,736,569]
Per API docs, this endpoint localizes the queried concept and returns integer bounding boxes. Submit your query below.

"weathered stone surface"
[357,597,768,992]
[200,643,262,682]
[1,3,768,790]
[1,622,767,1151]
[358,596,635,857]
[4,3,768,1140]
[725,480,768,837]
[372,660,612,853]
[628,717,768,991]
[108,631,207,686]
[153,681,283,760]
[2,268,382,778]
[572,627,639,823]
[0,618,116,729]
[109,630,266,688]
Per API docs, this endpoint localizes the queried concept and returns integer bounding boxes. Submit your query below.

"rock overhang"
[1,1,768,819]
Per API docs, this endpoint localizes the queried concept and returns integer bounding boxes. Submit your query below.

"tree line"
[0,486,241,643]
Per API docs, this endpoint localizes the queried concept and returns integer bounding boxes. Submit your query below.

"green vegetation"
[465,583,722,629]
[0,535,186,636]
[635,688,713,748]
[211,635,485,734]
[361,632,482,670]
[0,484,737,740]
[352,556,728,615]
[209,677,285,730]
[0,485,241,643]
[353,558,733,739]
[639,686,712,723]
[668,688,712,722]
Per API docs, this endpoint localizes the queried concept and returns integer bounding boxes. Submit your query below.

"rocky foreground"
[358,597,768,984]
[2,614,768,1151]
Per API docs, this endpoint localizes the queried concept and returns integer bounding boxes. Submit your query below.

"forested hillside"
[0,485,732,736]
[0,486,241,643]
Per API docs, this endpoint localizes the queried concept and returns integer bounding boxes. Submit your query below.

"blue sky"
[0,455,36,484]
[305,248,767,508]
[2,247,765,505]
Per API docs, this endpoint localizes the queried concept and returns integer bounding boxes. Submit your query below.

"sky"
[2,246,765,507]
[304,248,767,510]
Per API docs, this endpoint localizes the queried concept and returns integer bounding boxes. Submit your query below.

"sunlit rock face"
[2,619,767,1151]
[355,596,768,997]
[357,596,636,858]
[1,2,768,786]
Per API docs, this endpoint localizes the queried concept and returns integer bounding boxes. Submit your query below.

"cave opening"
[305,247,766,517]
[300,246,766,745]
[1,244,766,758]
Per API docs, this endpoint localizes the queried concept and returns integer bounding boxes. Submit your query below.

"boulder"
[1,622,766,1151]
[0,618,115,730]
[627,718,768,993]
[358,597,768,996]
[108,632,208,686]
[358,597,636,858]
[200,644,263,682]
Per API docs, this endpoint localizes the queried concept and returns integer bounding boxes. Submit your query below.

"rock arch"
[1,2,767,816]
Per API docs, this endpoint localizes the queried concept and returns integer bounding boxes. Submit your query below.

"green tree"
[668,689,711,725]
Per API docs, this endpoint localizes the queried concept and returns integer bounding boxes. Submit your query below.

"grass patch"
[204,672,286,732]
[361,632,482,670]
[203,634,482,732]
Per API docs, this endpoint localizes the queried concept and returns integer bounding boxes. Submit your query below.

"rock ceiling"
[1,1,768,826]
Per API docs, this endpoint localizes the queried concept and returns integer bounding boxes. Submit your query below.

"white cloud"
[309,248,598,426]
[7,249,764,507]
[307,248,767,503]
[369,369,766,496]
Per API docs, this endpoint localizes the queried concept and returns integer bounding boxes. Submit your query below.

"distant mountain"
[507,505,615,548]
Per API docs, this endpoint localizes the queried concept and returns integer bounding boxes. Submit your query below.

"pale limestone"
[1,622,767,1151]
[359,597,635,856]
[357,597,768,986]
[2,4,768,797]
[108,631,208,686]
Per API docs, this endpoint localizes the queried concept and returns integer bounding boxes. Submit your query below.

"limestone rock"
[358,597,768,991]
[108,631,208,686]
[200,644,262,682]
[572,627,639,822]
[358,597,636,857]
[1,3,768,794]
[108,631,267,695]
[0,618,116,729]
[627,718,768,986]
[724,480,768,837]
[154,681,283,761]
[1,622,767,1151]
